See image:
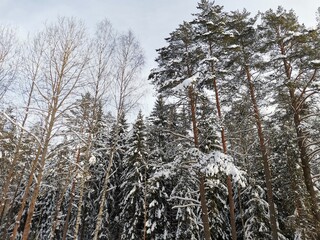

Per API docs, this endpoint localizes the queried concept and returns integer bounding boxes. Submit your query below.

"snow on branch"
[171,72,204,93]
[1,111,43,147]
[169,196,200,204]
[204,151,246,187]
[181,148,246,187]
[172,203,200,209]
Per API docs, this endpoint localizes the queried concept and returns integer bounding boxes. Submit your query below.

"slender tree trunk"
[92,147,116,240]
[0,198,7,234]
[212,76,237,240]
[91,107,113,239]
[21,105,58,240]
[74,139,92,240]
[74,171,86,240]
[143,163,148,240]
[62,179,76,240]
[1,166,27,239]
[10,144,42,240]
[49,193,65,240]
[93,109,123,239]
[49,158,72,240]
[279,42,320,224]
[291,91,320,223]
[0,78,36,217]
[245,65,279,240]
[286,148,305,238]
[62,148,81,240]
[188,86,211,240]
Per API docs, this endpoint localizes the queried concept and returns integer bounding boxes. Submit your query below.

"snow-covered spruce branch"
[307,148,320,161]
[69,129,90,145]
[312,174,320,182]
[162,129,194,142]
[300,112,320,121]
[169,196,200,204]
[2,111,43,147]
[172,203,200,209]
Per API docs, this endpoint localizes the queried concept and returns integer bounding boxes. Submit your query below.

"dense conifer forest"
[0,1,320,239]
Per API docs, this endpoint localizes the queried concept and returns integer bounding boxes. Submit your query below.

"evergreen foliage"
[0,2,320,240]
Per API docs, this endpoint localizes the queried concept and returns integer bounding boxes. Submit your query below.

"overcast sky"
[1,0,318,71]
[0,0,319,115]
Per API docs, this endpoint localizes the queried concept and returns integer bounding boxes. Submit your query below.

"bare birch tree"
[93,30,145,240]
[0,33,44,226]
[111,30,145,116]
[0,25,19,103]
[10,17,89,240]
[71,19,117,240]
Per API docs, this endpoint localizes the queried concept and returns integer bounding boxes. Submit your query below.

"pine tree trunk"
[212,77,237,240]
[188,86,211,240]
[286,148,305,235]
[245,65,279,240]
[291,90,320,222]
[279,44,320,225]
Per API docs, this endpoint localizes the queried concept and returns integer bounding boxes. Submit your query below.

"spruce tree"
[119,111,149,240]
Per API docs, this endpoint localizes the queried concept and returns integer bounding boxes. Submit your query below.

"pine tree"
[150,20,213,240]
[222,9,280,239]
[259,7,320,237]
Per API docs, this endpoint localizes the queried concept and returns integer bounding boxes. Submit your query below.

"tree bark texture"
[213,76,237,240]
[245,65,279,240]
[188,86,211,240]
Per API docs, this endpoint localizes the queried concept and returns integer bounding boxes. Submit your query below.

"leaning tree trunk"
[10,144,42,240]
[0,75,37,219]
[245,65,279,240]
[21,102,59,240]
[1,165,26,240]
[188,86,211,240]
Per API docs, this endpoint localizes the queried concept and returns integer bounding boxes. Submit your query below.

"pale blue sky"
[0,0,318,115]
[0,0,318,72]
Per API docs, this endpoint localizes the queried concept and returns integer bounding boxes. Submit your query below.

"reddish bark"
[245,66,279,240]
[188,86,211,240]
[279,42,320,224]
[213,77,237,240]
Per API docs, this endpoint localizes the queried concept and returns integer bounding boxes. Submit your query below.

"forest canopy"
[0,1,320,239]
